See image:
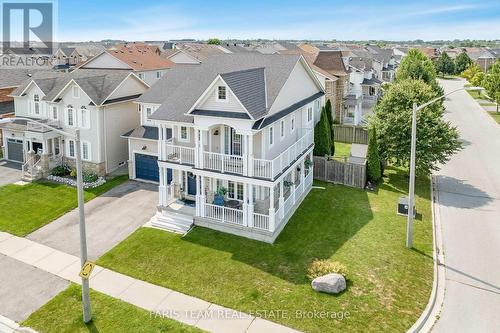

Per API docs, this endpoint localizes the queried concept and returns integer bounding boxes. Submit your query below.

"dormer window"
[72,86,80,98]
[217,86,227,100]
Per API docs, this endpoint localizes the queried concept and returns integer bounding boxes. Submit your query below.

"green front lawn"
[488,111,500,126]
[22,284,203,333]
[0,175,128,236]
[99,167,433,333]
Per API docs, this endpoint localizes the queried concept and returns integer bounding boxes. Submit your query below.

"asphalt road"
[432,79,500,332]
[28,180,158,261]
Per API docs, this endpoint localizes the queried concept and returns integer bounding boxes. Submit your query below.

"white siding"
[196,77,246,113]
[169,51,200,64]
[268,60,321,114]
[80,52,131,69]
[106,75,148,100]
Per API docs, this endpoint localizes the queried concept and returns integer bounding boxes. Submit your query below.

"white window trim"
[79,106,90,129]
[66,107,75,127]
[51,105,58,120]
[269,126,274,147]
[291,113,295,132]
[216,85,228,103]
[280,120,285,140]
[179,126,190,142]
[156,71,162,79]
[67,139,76,158]
[307,106,313,123]
[81,140,91,161]
[72,86,80,98]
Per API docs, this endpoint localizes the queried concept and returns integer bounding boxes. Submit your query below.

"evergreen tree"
[366,127,382,182]
[454,51,473,74]
[435,52,455,76]
[313,107,332,156]
[324,99,335,155]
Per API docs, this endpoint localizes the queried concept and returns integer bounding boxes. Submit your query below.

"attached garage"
[7,138,24,163]
[135,153,159,182]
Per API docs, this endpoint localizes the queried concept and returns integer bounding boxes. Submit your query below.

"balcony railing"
[162,129,313,180]
[26,119,61,133]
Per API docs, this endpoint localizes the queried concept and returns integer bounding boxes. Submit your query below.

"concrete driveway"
[28,180,158,261]
[432,79,500,332]
[0,160,21,187]
[0,254,68,322]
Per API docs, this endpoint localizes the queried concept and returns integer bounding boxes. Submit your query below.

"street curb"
[406,175,446,333]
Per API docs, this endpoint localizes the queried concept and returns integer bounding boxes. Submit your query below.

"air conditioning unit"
[398,196,415,217]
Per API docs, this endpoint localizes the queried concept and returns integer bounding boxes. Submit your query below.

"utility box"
[398,196,416,217]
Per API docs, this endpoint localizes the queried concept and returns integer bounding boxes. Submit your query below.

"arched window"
[66,105,74,126]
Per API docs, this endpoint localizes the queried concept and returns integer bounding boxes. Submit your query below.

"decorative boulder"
[311,273,346,294]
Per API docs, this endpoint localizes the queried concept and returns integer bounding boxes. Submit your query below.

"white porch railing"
[255,129,313,180]
[253,213,270,231]
[26,120,60,132]
[165,144,195,165]
[204,203,244,225]
[203,152,244,175]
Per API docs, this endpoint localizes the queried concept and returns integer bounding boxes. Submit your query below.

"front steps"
[150,211,194,234]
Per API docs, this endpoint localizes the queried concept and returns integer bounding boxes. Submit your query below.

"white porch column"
[194,128,200,168]
[301,158,306,193]
[158,167,166,206]
[242,182,248,226]
[247,183,254,228]
[269,184,275,232]
[200,175,206,217]
[247,134,254,177]
[195,174,201,216]
[279,179,285,219]
[199,129,205,169]
[242,135,248,176]
[291,169,297,204]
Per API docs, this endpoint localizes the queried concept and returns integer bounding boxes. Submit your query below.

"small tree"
[373,79,462,175]
[434,52,455,77]
[483,60,500,112]
[313,107,332,156]
[207,38,221,45]
[460,63,482,82]
[454,51,473,74]
[470,71,485,88]
[366,127,382,182]
[397,48,437,85]
[324,99,335,155]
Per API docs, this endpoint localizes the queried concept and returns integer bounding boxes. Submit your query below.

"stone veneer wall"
[62,157,106,176]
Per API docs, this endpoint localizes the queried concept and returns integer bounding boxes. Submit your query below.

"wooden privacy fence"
[313,156,366,189]
[333,125,368,144]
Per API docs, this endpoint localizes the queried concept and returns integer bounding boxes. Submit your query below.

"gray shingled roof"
[144,54,302,123]
[122,125,167,140]
[0,68,50,88]
[11,69,134,106]
[221,67,266,119]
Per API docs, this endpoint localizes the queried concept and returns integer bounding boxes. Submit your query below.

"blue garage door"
[135,154,159,182]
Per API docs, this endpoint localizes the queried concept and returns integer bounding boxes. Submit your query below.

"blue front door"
[187,173,196,195]
[135,154,159,182]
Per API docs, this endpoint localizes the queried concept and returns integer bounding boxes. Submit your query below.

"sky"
[26,0,500,41]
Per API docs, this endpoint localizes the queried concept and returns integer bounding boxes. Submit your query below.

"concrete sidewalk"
[0,232,299,333]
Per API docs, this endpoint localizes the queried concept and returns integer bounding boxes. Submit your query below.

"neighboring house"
[78,43,174,86]
[0,69,49,153]
[125,54,324,242]
[52,44,105,70]
[163,43,229,64]
[0,70,148,180]
[468,49,497,71]
[365,45,396,82]
[348,57,382,124]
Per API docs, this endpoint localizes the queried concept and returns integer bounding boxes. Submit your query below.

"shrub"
[70,168,77,179]
[307,259,348,280]
[367,127,382,182]
[83,172,98,183]
[50,164,71,177]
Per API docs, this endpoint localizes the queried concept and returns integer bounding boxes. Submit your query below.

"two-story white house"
[124,54,324,243]
[1,69,149,180]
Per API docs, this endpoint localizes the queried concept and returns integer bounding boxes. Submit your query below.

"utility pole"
[407,103,417,248]
[75,129,92,322]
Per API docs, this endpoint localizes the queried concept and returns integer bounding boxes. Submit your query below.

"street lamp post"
[0,118,91,322]
[406,86,482,248]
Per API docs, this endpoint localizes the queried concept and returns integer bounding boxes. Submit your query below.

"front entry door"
[32,142,43,154]
[187,172,196,196]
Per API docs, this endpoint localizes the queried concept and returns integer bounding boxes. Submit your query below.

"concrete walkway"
[0,232,299,333]
[432,79,500,332]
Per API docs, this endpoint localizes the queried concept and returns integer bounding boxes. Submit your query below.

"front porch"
[155,150,314,242]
